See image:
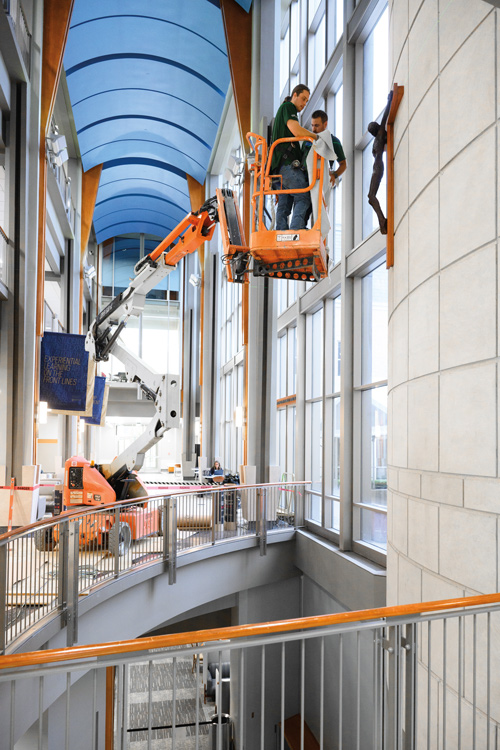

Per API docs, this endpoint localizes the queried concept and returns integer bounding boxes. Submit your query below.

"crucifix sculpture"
[367,91,393,235]
[366,83,404,268]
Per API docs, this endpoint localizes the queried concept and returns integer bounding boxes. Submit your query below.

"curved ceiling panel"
[64,0,230,243]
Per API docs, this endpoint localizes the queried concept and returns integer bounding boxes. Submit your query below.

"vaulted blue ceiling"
[64,0,238,243]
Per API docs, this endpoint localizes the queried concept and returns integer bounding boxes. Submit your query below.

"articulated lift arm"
[86,195,225,491]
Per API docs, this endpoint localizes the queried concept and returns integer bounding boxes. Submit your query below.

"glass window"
[308,11,326,91]
[142,302,181,375]
[290,0,300,69]
[287,406,296,475]
[335,0,344,44]
[361,264,388,385]
[278,334,287,398]
[359,385,387,548]
[309,400,323,494]
[280,0,300,98]
[361,386,387,501]
[353,263,388,553]
[363,7,389,132]
[305,306,324,523]
[306,308,323,399]
[280,23,290,96]
[277,280,297,316]
[332,296,341,394]
[278,408,287,475]
[331,396,341,498]
[276,325,297,481]
[309,0,322,24]
[288,326,297,395]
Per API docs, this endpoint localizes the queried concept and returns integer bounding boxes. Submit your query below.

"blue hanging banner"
[40,332,95,416]
[84,375,109,426]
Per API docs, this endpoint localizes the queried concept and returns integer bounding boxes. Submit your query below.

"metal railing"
[1,593,500,749]
[0,482,306,653]
[2,0,31,72]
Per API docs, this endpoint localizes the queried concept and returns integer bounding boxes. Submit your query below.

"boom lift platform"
[221,132,329,284]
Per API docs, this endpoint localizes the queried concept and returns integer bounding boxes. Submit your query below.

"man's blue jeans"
[275,165,311,230]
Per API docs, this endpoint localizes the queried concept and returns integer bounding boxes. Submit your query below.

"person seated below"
[210,460,224,484]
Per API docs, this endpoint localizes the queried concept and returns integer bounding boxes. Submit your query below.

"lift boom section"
[86,196,220,493]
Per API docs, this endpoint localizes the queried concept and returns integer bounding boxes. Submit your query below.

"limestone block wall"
[387,0,500,606]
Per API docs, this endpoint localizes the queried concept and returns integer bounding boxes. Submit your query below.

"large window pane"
[363,7,389,131]
[335,0,343,43]
[360,509,387,549]
[307,308,323,398]
[360,386,387,507]
[290,0,300,67]
[308,13,325,90]
[309,0,322,24]
[288,326,297,395]
[310,400,322,493]
[142,302,181,375]
[280,24,290,95]
[331,396,341,497]
[287,406,296,475]
[278,334,287,398]
[332,296,341,393]
[361,265,388,385]
[278,408,287,475]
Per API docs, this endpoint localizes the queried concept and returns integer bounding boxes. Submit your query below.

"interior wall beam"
[220,0,252,150]
[79,163,102,333]
[33,0,75,460]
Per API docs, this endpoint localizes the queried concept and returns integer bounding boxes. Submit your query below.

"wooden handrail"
[0,481,311,542]
[2,592,500,671]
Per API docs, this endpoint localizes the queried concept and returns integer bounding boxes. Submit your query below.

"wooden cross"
[386,83,404,269]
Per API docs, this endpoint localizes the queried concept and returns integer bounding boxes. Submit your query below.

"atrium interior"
[0,0,499,747]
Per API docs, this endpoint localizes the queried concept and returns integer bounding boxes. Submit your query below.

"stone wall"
[387,0,500,605]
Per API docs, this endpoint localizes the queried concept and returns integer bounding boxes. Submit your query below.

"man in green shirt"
[271,84,318,231]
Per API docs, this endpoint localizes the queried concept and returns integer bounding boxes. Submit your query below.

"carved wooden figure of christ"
[367,91,393,235]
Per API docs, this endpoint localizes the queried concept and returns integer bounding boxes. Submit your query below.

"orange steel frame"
[2,591,500,671]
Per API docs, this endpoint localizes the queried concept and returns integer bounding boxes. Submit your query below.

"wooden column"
[220,0,252,151]
[33,0,75,460]
[36,0,75,337]
[386,83,404,269]
[220,0,252,466]
[79,164,102,334]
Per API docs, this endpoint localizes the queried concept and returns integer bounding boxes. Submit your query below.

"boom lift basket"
[244,131,329,282]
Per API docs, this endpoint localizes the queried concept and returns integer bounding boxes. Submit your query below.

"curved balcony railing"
[2,592,500,749]
[0,481,307,653]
